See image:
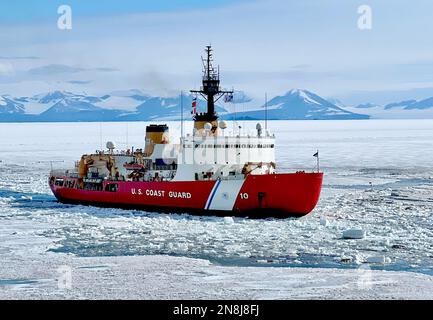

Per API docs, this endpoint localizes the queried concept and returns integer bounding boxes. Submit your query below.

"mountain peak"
[286,88,311,96]
[36,90,72,104]
[273,89,332,108]
[223,89,369,120]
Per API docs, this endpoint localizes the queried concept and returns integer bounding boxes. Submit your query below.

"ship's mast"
[190,46,233,123]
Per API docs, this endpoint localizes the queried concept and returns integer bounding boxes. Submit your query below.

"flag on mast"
[191,97,197,114]
[313,150,320,172]
[224,93,234,103]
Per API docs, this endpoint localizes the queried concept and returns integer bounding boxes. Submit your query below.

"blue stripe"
[206,179,221,210]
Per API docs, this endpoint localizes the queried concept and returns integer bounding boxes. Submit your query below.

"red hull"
[49,172,323,218]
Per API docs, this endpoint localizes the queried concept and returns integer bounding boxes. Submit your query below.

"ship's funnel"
[144,124,169,156]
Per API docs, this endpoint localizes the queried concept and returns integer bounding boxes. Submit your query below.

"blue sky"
[0,0,240,22]
[1,0,433,105]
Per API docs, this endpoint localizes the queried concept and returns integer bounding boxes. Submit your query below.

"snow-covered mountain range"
[223,89,368,120]
[2,88,433,122]
[344,96,433,119]
[0,90,228,122]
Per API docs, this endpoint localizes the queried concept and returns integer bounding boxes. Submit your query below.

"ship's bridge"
[173,127,276,181]
[179,134,275,165]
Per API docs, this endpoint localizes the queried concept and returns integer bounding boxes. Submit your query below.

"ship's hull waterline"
[50,172,323,218]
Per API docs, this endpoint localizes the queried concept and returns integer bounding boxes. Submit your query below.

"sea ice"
[366,256,386,264]
[224,217,234,224]
[1,120,433,298]
[1,254,433,300]
[342,228,366,239]
[320,216,329,226]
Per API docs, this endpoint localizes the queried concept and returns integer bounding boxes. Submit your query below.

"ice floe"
[342,228,366,239]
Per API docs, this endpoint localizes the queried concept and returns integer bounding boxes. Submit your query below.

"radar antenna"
[190,46,233,122]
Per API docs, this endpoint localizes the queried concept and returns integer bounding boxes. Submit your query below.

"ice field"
[1,119,433,299]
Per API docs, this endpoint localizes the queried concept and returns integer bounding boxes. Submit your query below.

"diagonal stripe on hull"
[205,179,221,210]
[207,179,245,211]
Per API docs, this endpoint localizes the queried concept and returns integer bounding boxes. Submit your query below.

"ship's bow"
[235,172,323,217]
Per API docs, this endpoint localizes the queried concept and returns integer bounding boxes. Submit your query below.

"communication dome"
[204,122,212,130]
[219,120,228,129]
[106,141,116,150]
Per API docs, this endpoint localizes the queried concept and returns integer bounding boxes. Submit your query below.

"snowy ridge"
[0,90,228,121]
[0,96,25,114]
[3,88,433,121]
[223,89,369,120]
[347,96,433,119]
